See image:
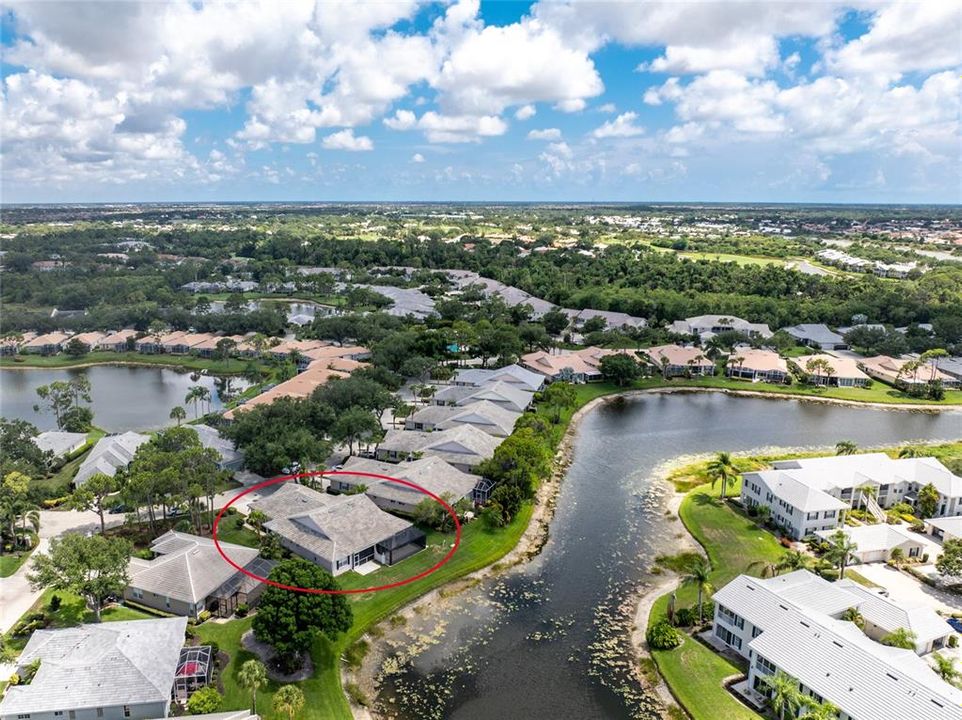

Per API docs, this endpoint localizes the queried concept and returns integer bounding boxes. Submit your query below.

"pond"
[372,392,962,720]
[0,366,250,432]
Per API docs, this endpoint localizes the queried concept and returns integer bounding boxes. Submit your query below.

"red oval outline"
[212,470,462,595]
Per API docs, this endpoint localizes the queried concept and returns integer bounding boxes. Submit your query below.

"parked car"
[946,618,962,633]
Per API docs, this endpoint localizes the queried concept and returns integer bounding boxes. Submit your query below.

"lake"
[372,392,962,720]
[0,366,249,432]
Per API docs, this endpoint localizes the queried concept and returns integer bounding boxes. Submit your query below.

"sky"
[1,1,960,204]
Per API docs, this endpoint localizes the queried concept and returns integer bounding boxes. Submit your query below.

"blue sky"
[1,1,959,204]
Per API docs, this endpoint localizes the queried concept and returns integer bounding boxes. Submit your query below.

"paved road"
[856,562,962,615]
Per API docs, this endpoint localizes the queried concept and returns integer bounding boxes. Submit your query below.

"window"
[97,711,105,719]
[131,588,143,599]
[124,706,132,718]
[718,605,745,629]
[69,713,76,720]
[714,624,742,650]
[823,510,836,519]
[17,714,32,719]
[756,655,776,675]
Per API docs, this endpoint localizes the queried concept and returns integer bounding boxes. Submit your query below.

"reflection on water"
[375,393,961,720]
[0,365,249,432]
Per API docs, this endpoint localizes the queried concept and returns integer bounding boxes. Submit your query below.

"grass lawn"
[0,544,36,578]
[4,588,154,654]
[678,251,787,267]
[0,351,263,376]
[648,479,785,720]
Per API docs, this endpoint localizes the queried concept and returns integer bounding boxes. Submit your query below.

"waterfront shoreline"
[349,387,961,718]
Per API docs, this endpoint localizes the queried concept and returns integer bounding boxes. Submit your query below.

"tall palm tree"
[273,684,305,720]
[762,671,803,720]
[681,556,714,624]
[169,406,187,426]
[707,452,738,501]
[825,530,858,579]
[238,659,267,714]
[921,348,949,381]
[835,440,858,456]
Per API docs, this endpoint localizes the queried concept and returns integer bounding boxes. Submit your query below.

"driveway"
[856,562,962,615]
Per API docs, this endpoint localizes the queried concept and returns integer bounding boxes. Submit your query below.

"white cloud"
[592,111,645,138]
[597,102,616,113]
[384,109,508,143]
[412,152,425,163]
[527,128,562,141]
[321,129,374,151]
[515,104,537,120]
[555,98,587,113]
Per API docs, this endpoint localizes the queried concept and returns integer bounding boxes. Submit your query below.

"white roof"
[752,469,849,513]
[453,364,545,392]
[716,572,962,720]
[836,580,951,645]
[340,456,480,506]
[74,431,150,486]
[814,524,924,555]
[33,430,88,458]
[191,424,244,468]
[774,454,962,499]
[379,425,501,466]
[0,617,187,716]
[928,516,962,539]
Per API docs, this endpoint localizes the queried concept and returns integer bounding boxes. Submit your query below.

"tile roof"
[190,424,244,468]
[379,425,501,466]
[128,531,260,605]
[433,380,534,412]
[33,430,88,458]
[727,347,788,373]
[453,364,546,392]
[74,431,150,486]
[339,456,480,506]
[265,493,413,558]
[248,482,335,520]
[643,344,713,367]
[0,617,187,716]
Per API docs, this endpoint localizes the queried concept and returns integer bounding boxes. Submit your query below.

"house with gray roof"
[263,491,424,575]
[377,425,501,472]
[190,424,245,471]
[453,363,546,392]
[336,456,481,514]
[32,430,88,459]
[73,431,150,487]
[431,381,534,413]
[711,571,960,719]
[0,617,187,720]
[125,531,272,618]
[669,315,772,342]
[814,524,926,565]
[405,400,521,437]
[783,323,848,350]
[563,308,647,332]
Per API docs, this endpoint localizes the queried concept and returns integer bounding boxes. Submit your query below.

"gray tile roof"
[247,482,335,520]
[127,531,260,605]
[439,380,533,412]
[32,430,88,458]
[74,431,150,486]
[379,425,501,467]
[784,323,846,346]
[453,363,546,392]
[0,617,187,716]
[339,456,480,507]
[265,494,413,559]
[407,400,521,437]
[191,424,244,469]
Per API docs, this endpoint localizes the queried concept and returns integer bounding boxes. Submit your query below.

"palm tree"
[775,550,810,575]
[169,406,186,426]
[881,627,918,649]
[706,451,738,501]
[273,684,305,720]
[825,530,858,579]
[799,700,840,720]
[932,652,959,685]
[238,659,267,714]
[247,509,268,539]
[681,556,713,624]
[921,348,949,381]
[888,547,905,568]
[185,386,204,418]
[762,671,803,720]
[835,440,858,456]
[840,606,864,629]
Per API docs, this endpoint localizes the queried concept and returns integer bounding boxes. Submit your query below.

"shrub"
[206,641,220,658]
[344,640,370,670]
[900,513,919,524]
[48,595,62,612]
[187,686,222,714]
[779,537,793,549]
[646,619,682,650]
[950,635,959,649]
[198,610,212,623]
[673,607,697,627]
[234,603,249,618]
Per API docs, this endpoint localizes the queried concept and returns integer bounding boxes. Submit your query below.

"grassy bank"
[0,351,261,375]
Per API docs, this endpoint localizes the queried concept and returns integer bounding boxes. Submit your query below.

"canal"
[0,365,249,432]
[373,392,962,720]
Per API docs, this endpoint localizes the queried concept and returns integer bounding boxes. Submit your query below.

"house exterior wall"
[0,700,170,720]
[124,587,198,618]
[711,601,759,662]
[741,473,844,540]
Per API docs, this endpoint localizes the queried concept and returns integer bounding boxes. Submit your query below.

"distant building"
[642,344,715,377]
[783,323,848,351]
[74,431,150,487]
[725,347,788,383]
[452,363,546,392]
[520,346,630,383]
[337,456,482,513]
[669,315,772,342]
[32,431,88,459]
[377,425,500,473]
[790,353,869,387]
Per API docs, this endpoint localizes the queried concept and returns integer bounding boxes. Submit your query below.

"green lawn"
[648,479,785,720]
[0,544,35,578]
[678,251,787,267]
